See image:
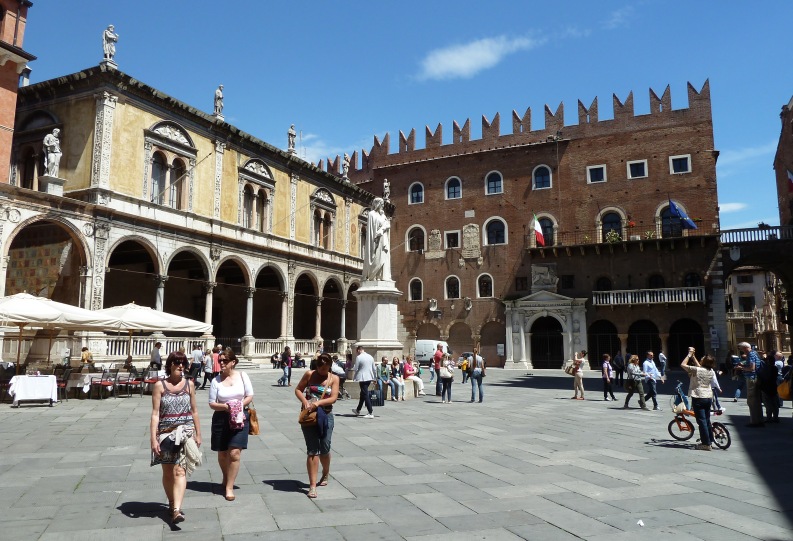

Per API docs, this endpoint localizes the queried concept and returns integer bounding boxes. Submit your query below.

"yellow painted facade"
[271,169,290,238]
[44,98,95,191]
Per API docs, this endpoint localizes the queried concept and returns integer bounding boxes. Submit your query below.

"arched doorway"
[5,220,86,306]
[627,320,661,360]
[345,284,358,342]
[447,322,472,358]
[105,240,158,308]
[321,279,343,352]
[480,320,506,367]
[588,320,620,364]
[416,322,440,341]
[253,266,283,339]
[214,259,247,352]
[668,319,705,366]
[530,316,563,369]
[164,250,207,322]
[293,274,317,341]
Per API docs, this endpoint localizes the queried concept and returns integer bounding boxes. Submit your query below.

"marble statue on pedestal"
[102,25,118,61]
[342,153,350,178]
[288,124,296,153]
[43,129,61,177]
[383,178,391,203]
[362,197,391,281]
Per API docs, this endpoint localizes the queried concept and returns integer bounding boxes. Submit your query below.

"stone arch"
[252,264,286,339]
[668,318,705,365]
[213,258,250,348]
[416,321,441,340]
[212,255,252,286]
[164,246,210,280]
[16,109,60,131]
[528,314,565,369]
[105,237,160,308]
[253,262,287,293]
[321,276,344,351]
[447,321,473,357]
[596,206,627,242]
[105,234,162,275]
[532,212,558,247]
[627,319,661,359]
[164,247,210,322]
[4,214,91,267]
[241,158,274,181]
[479,320,506,367]
[587,319,620,365]
[293,271,319,340]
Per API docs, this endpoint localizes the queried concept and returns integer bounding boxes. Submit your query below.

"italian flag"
[533,214,545,246]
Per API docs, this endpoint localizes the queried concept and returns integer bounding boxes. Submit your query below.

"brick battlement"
[321,81,710,181]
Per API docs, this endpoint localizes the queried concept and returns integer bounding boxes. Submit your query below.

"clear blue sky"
[24,1,793,229]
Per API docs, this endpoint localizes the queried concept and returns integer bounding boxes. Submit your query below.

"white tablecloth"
[66,373,93,393]
[8,375,58,406]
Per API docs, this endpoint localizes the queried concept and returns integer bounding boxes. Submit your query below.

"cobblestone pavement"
[1,368,791,540]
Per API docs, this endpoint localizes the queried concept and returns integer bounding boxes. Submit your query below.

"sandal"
[318,474,329,487]
[167,501,185,518]
[172,507,185,524]
[307,487,317,498]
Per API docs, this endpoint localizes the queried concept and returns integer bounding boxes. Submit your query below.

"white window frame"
[482,216,508,246]
[586,164,608,184]
[444,230,461,250]
[405,224,427,252]
[626,159,648,180]
[484,170,504,195]
[532,164,553,190]
[476,273,494,298]
[444,176,462,200]
[669,154,692,175]
[444,275,462,300]
[408,181,425,205]
[408,278,423,301]
[533,214,557,248]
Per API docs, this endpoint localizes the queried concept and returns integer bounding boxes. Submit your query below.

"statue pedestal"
[100,59,117,70]
[38,175,65,197]
[354,280,403,361]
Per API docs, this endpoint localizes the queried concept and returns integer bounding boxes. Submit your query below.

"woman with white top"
[208,349,254,501]
[403,357,426,396]
[681,347,715,451]
[390,357,406,401]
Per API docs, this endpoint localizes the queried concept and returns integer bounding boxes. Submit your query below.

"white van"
[414,340,450,366]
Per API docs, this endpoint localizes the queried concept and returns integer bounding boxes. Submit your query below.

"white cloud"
[717,141,777,167]
[720,217,778,230]
[603,6,635,29]
[417,35,545,81]
[719,202,748,213]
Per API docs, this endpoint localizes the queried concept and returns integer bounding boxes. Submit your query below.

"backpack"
[758,358,778,385]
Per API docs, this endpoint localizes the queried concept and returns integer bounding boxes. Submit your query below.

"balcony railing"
[534,220,718,248]
[726,312,754,320]
[721,225,793,244]
[593,287,705,306]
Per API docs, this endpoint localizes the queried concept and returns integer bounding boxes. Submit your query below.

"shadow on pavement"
[186,480,222,494]
[117,501,177,530]
[262,479,307,493]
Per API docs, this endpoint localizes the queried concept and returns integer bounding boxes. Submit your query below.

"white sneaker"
[364,413,374,419]
[351,409,359,416]
[719,407,726,413]
[441,400,446,404]
[418,391,426,396]
[604,397,611,401]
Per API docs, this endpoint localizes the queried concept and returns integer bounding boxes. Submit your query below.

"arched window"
[407,227,425,252]
[256,189,267,232]
[446,177,461,199]
[485,219,506,245]
[595,277,612,291]
[169,159,186,209]
[313,209,323,246]
[601,212,622,240]
[486,171,503,194]
[684,272,701,287]
[150,152,166,205]
[322,213,332,249]
[539,218,555,246]
[533,165,551,189]
[648,274,665,289]
[446,276,460,299]
[661,205,683,238]
[478,274,493,298]
[409,182,424,204]
[242,185,254,228]
[409,278,422,301]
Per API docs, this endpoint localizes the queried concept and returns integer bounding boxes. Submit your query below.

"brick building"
[336,82,722,367]
[774,95,793,226]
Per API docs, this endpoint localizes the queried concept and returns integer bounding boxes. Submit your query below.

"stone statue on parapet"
[288,124,296,153]
[342,153,350,179]
[383,178,391,203]
[214,85,224,116]
[102,25,118,61]
[43,129,62,177]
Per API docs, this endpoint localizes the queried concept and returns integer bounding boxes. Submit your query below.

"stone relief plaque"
[461,223,481,259]
[428,229,442,251]
[531,263,558,292]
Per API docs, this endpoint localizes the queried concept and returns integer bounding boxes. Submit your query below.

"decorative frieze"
[91,91,118,188]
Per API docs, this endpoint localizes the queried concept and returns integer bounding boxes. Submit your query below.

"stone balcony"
[592,286,705,307]
[726,311,754,320]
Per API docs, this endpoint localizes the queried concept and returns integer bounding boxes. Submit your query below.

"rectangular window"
[587,165,607,183]
[445,231,460,249]
[560,275,574,289]
[743,323,755,338]
[737,275,753,284]
[627,160,647,179]
[669,154,691,174]
[738,296,755,313]
[515,276,528,291]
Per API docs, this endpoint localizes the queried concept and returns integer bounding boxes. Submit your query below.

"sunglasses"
[219,358,232,365]
[172,360,188,368]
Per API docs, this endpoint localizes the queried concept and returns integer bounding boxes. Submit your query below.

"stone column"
[289,173,298,240]
[518,313,527,364]
[659,333,670,357]
[204,282,216,325]
[505,310,514,363]
[244,287,255,338]
[32,153,39,191]
[154,275,168,312]
[618,333,628,358]
[213,141,226,219]
[91,91,118,189]
[314,297,323,341]
[526,333,533,369]
[280,292,288,338]
[337,300,348,356]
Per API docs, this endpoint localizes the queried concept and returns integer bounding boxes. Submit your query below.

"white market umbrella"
[93,303,212,359]
[0,293,119,370]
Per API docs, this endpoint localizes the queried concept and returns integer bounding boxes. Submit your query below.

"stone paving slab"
[1,368,792,540]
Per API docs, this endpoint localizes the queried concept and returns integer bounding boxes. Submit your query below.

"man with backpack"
[757,350,780,423]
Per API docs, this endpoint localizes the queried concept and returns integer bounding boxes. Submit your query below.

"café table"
[8,375,58,407]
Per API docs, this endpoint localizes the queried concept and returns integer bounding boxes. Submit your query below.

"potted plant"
[604,230,621,244]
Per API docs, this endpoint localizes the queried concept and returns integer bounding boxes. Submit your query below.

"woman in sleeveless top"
[150,351,202,524]
[295,354,338,499]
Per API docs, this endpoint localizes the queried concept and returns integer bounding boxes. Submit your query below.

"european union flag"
[668,199,697,230]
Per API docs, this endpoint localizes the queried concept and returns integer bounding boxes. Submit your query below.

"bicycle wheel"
[711,422,731,450]
[668,417,695,440]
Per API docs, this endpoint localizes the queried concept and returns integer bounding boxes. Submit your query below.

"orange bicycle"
[668,381,731,449]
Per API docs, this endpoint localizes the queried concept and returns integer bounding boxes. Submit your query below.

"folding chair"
[90,369,120,399]
[118,367,144,397]
[56,367,72,402]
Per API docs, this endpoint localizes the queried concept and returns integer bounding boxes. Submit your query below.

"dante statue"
[362,197,391,281]
[214,85,224,115]
[43,129,62,177]
[102,25,118,61]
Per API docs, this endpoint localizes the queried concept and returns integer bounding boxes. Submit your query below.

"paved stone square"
[1,369,791,540]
